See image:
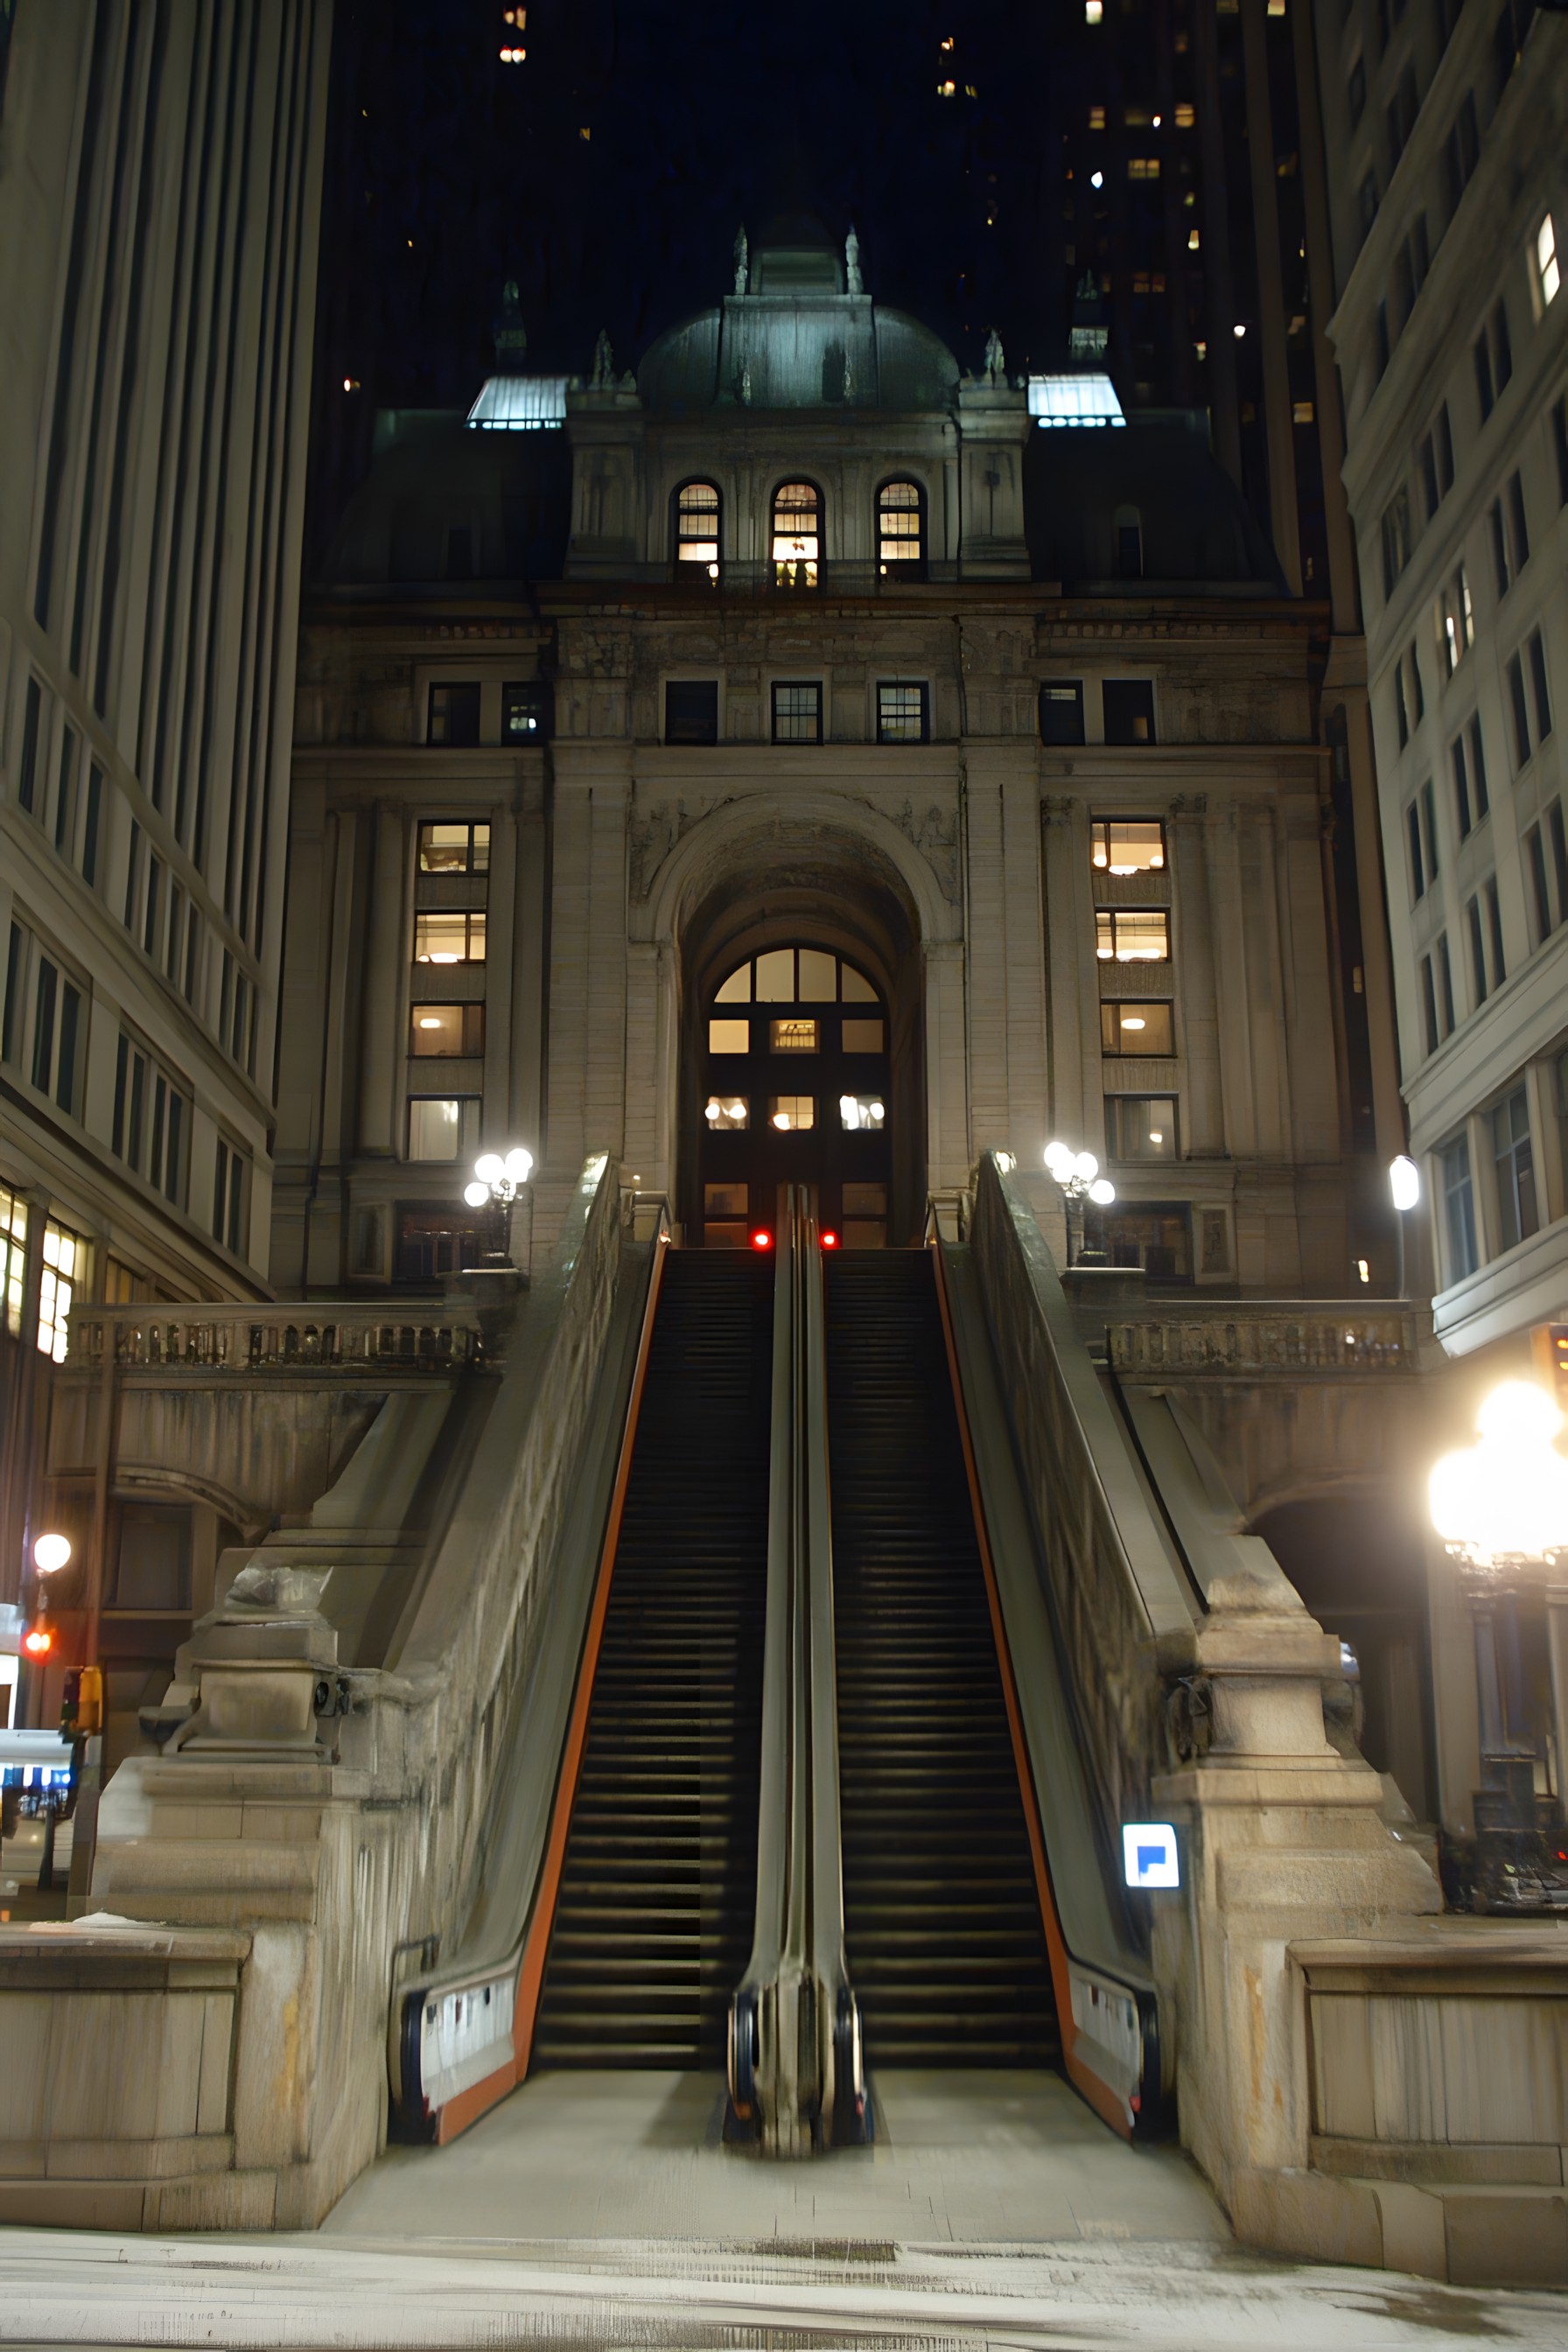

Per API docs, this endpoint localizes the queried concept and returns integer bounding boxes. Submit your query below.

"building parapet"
[66,1303,486,1378]
[1108,1300,1418,1377]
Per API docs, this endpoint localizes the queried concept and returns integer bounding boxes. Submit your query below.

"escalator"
[531,1251,773,2066]
[824,1251,1060,2068]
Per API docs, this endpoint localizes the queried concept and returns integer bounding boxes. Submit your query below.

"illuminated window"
[1128,158,1159,179]
[704,1182,749,1217]
[38,1219,88,1363]
[769,1096,816,1131]
[1105,1096,1178,1160]
[712,954,878,1008]
[1085,0,1102,20]
[415,912,486,964]
[410,1004,486,1056]
[770,1018,819,1054]
[418,822,490,874]
[838,1094,886,1131]
[709,1018,750,1054]
[1437,564,1474,678]
[1101,1001,1174,1054]
[675,481,721,580]
[704,1097,749,1130]
[772,681,822,742]
[1088,104,1106,128]
[772,482,822,587]
[1174,102,1195,127]
[756,949,796,1000]
[1091,819,1166,873]
[407,1097,466,1162]
[502,683,551,742]
[1538,214,1560,309]
[0,1187,26,1337]
[878,480,925,575]
[842,1018,885,1052]
[877,682,929,743]
[1096,909,1169,962]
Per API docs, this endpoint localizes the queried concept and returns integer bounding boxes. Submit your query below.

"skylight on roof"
[1027,373,1126,426]
[466,375,568,430]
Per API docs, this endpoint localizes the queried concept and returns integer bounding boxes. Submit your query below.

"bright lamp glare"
[464,1181,490,1208]
[504,1147,533,1181]
[1430,1381,1568,1564]
[1390,1154,1420,1213]
[1088,1178,1116,1206]
[1045,1140,1074,1180]
[1074,1151,1099,1183]
[474,1154,503,1185]
[32,1533,72,1575]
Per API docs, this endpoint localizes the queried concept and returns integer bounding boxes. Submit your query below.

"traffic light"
[23,1612,52,1660]
[1531,1324,1568,1407]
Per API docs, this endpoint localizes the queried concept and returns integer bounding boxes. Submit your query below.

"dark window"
[1440,1133,1477,1278]
[1102,679,1156,745]
[1489,498,1511,597]
[1452,734,1472,836]
[1469,713,1489,818]
[1422,777,1438,878]
[81,764,102,886]
[1418,432,1440,519]
[772,681,822,743]
[1348,56,1367,123]
[1412,210,1431,284]
[1116,514,1144,578]
[1419,953,1439,1053]
[1407,799,1425,898]
[1525,821,1552,940]
[1410,638,1425,721]
[1474,332,1494,423]
[214,1141,248,1256]
[1554,395,1568,507]
[1,922,20,1065]
[31,958,57,1093]
[396,1203,482,1283]
[1529,629,1552,743]
[1376,298,1391,377]
[1438,931,1456,1033]
[1487,875,1506,983]
[665,680,720,745]
[1359,170,1380,240]
[674,481,720,580]
[502,682,552,742]
[1386,64,1418,161]
[772,482,822,589]
[416,821,490,875]
[1380,486,1411,593]
[427,683,481,746]
[143,854,160,956]
[123,820,140,928]
[1444,91,1480,214]
[1039,681,1086,744]
[18,676,41,814]
[54,724,77,853]
[877,682,929,744]
[1105,1096,1179,1161]
[444,525,473,580]
[1507,471,1529,571]
[1492,1086,1537,1251]
[1550,802,1568,927]
[878,480,925,576]
[1395,662,1410,749]
[1508,652,1532,766]
[1492,300,1513,393]
[1466,893,1488,1004]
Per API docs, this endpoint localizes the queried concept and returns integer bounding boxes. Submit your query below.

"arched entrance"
[697,943,892,1246]
[660,820,932,1248]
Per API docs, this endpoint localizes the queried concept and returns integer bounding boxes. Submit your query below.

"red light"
[821,1231,839,1250]
[24,1622,52,1658]
[751,1230,773,1250]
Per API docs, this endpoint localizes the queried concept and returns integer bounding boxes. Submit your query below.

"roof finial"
[984,326,1005,386]
[590,328,614,389]
[732,225,749,296]
[845,224,864,296]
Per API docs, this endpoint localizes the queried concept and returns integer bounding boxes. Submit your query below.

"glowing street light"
[1430,1382,1568,1908]
[1390,1154,1420,1298]
[462,1146,534,1268]
[1044,1139,1116,1264]
[32,1533,72,1577]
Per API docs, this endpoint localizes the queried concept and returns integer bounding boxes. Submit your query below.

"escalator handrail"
[927,1216,1166,2140]
[388,1203,672,2144]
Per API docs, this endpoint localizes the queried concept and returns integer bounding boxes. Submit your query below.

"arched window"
[878,480,924,577]
[674,481,720,581]
[772,482,822,588]
[1114,503,1144,580]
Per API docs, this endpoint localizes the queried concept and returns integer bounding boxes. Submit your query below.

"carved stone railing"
[66,1303,486,1376]
[1108,1304,1417,1378]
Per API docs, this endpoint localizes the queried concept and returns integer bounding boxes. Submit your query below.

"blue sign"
[1122,1822,1180,1890]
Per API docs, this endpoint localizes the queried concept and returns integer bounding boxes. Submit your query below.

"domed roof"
[1025,421,1284,591]
[316,418,571,590]
[636,230,958,416]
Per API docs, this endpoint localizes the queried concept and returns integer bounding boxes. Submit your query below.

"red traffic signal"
[23,1615,52,1659]
[751,1230,773,1251]
[821,1230,839,1250]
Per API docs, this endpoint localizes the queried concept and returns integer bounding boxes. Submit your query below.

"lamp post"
[1390,1153,1419,1300]
[462,1146,534,1270]
[1044,1139,1116,1267]
[21,1533,71,1730]
[1430,1380,1568,1909]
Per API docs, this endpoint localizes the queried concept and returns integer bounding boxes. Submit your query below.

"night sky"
[309,0,1064,542]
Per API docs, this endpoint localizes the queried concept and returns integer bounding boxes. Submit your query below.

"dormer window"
[773,482,822,588]
[675,481,720,582]
[878,480,925,577]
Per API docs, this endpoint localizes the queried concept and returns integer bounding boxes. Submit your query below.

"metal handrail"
[727,1186,865,2152]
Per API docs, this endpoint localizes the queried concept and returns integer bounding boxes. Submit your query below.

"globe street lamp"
[1044,1138,1116,1267]
[463,1146,534,1268]
[1390,1154,1419,1299]
[1430,1381,1568,1910]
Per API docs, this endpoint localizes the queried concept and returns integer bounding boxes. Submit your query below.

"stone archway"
[635,799,954,1245]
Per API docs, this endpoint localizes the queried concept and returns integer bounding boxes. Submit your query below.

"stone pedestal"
[1150,1570,1441,2246]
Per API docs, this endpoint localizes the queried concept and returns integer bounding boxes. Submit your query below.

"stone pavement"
[4,2072,1566,2348]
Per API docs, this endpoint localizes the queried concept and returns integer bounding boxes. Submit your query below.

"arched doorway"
[698,943,892,1246]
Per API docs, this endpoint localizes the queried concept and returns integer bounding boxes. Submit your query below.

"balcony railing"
[1106,1301,1416,1376]
[66,1302,486,1375]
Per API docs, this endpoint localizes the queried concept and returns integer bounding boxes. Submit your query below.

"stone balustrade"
[66,1302,486,1376]
[1108,1301,1418,1377]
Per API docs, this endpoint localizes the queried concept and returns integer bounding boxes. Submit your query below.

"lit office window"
[704,1096,749,1130]
[410,1004,486,1056]
[878,480,924,575]
[38,1220,88,1363]
[1101,1001,1174,1054]
[772,482,821,587]
[675,481,720,580]
[414,912,486,963]
[418,822,490,874]
[1095,908,1169,961]
[838,1094,886,1131]
[407,1097,465,1161]
[1106,1097,1178,1160]
[768,1096,816,1131]
[1091,819,1166,873]
[0,1188,26,1337]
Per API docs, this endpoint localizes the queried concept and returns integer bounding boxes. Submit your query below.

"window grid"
[38,1220,88,1365]
[675,481,720,582]
[0,1188,27,1338]
[1095,907,1170,962]
[877,480,924,575]
[771,681,823,744]
[772,482,821,589]
[1491,1086,1538,1253]
[876,682,928,744]
[1440,1133,1478,1281]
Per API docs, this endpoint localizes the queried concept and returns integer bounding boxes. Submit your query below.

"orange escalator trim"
[926,1236,1133,2141]
[434,1230,671,2146]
